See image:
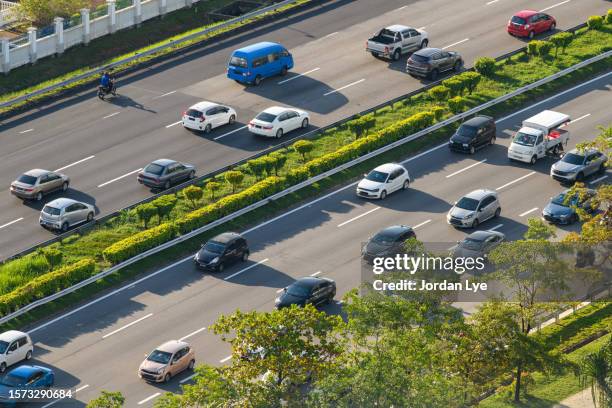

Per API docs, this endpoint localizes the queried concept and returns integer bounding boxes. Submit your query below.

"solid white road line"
[214,125,248,140]
[153,90,177,99]
[311,271,322,277]
[102,313,153,339]
[519,207,539,217]
[570,113,591,124]
[540,0,570,12]
[41,385,89,408]
[54,155,95,172]
[103,112,120,119]
[486,0,500,4]
[180,327,206,341]
[488,224,504,231]
[323,32,338,39]
[97,168,142,188]
[590,175,608,185]
[220,355,232,363]
[413,219,432,229]
[19,128,34,134]
[442,38,469,50]
[165,120,182,128]
[337,206,380,227]
[496,171,535,191]
[0,217,23,229]
[278,67,320,85]
[138,393,161,405]
[180,373,198,384]
[446,159,487,178]
[324,79,365,96]
[417,26,426,31]
[224,258,269,280]
[395,5,407,11]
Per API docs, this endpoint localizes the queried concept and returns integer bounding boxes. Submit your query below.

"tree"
[16,0,89,26]
[225,170,244,193]
[587,15,604,30]
[550,32,573,56]
[205,180,222,200]
[270,152,287,176]
[182,185,203,209]
[459,71,481,94]
[135,203,157,228]
[576,125,611,161]
[348,115,376,140]
[524,218,557,240]
[261,156,276,177]
[537,41,552,59]
[151,195,177,223]
[442,78,465,97]
[580,336,612,408]
[448,96,465,115]
[429,85,450,102]
[87,390,125,408]
[474,57,497,77]
[39,247,63,269]
[432,106,445,121]
[247,158,266,180]
[293,140,315,162]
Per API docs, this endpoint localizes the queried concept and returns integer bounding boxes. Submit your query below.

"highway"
[0,0,608,259]
[20,70,611,406]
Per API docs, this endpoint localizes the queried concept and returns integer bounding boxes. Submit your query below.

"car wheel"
[598,164,605,174]
[553,144,561,155]
[61,222,69,232]
[301,118,309,129]
[25,350,32,360]
[472,218,479,228]
[204,124,212,134]
[62,181,69,191]
[280,65,288,76]
[164,373,171,383]
[163,180,171,190]
[87,212,94,222]
[469,146,475,155]
[528,30,535,39]
[275,128,283,139]
[530,155,537,165]
[380,190,387,200]
[326,293,334,304]
[35,191,43,201]
[575,172,584,182]
[228,114,236,125]
[234,80,242,84]
[0,363,6,373]
[490,136,496,145]
[189,170,196,179]
[454,60,463,72]
[254,75,262,86]
[392,48,401,61]
[550,22,556,31]
[494,207,501,218]
[402,179,410,190]
[420,39,428,49]
[188,359,195,370]
[429,69,439,81]
[217,263,225,273]
[241,251,249,262]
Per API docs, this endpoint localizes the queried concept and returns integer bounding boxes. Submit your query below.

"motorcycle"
[97,82,117,100]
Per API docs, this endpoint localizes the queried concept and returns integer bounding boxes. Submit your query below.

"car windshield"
[229,56,248,68]
[287,283,310,297]
[456,197,479,211]
[17,174,38,185]
[204,241,225,254]
[460,237,483,250]
[511,16,526,25]
[186,109,203,118]
[255,112,277,123]
[147,350,172,364]
[561,153,585,165]
[365,170,388,183]
[144,163,165,176]
[513,132,537,146]
[0,373,25,387]
[371,231,399,245]
[0,341,8,354]
[551,193,579,207]
[456,125,477,139]
[42,206,61,216]
[410,54,430,63]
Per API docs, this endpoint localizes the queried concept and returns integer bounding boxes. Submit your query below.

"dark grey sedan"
[452,230,505,258]
[137,159,196,190]
[542,189,597,224]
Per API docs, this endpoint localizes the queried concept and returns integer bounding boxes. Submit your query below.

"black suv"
[406,47,463,80]
[362,225,416,264]
[449,116,496,154]
[194,232,249,272]
[275,277,336,308]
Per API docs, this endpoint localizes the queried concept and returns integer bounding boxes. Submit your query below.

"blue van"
[227,42,294,86]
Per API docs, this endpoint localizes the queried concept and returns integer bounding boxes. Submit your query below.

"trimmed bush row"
[102,223,177,264]
[0,259,95,316]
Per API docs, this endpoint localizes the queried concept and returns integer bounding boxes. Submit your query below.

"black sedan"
[362,225,416,264]
[275,277,336,308]
[542,189,597,224]
[194,232,249,272]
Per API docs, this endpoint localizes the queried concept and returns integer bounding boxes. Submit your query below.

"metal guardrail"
[0,49,610,325]
[2,20,594,263]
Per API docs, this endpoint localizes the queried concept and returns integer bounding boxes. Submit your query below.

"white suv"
[0,330,34,373]
[356,163,410,199]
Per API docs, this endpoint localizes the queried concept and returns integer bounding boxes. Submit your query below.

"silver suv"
[406,47,463,80]
[447,189,501,228]
[550,148,607,183]
[39,198,95,232]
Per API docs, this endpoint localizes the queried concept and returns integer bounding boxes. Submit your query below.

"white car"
[182,101,237,133]
[39,198,95,232]
[0,330,34,373]
[248,106,309,138]
[356,163,410,199]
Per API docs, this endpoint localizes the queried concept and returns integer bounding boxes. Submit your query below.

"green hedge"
[0,259,95,315]
[102,223,177,264]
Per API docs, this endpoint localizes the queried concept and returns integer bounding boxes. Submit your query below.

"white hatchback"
[356,163,410,199]
[248,106,309,138]
[0,330,34,373]
[182,101,237,133]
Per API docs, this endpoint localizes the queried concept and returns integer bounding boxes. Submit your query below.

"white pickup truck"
[366,25,428,61]
[507,110,570,164]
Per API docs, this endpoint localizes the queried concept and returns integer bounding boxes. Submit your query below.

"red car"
[507,10,556,39]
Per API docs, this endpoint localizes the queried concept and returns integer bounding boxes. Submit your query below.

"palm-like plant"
[580,336,612,408]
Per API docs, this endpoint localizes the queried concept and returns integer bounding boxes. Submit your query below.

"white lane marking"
[0,217,23,229]
[486,0,500,4]
[103,112,120,119]
[224,258,269,281]
[180,373,198,384]
[323,32,338,39]
[395,5,407,11]
[42,385,89,408]
[324,79,365,96]
[446,159,487,178]
[278,67,320,85]
[417,26,426,31]
[488,224,503,231]
[311,271,322,277]
[496,171,535,191]
[54,155,95,172]
[19,128,34,134]
[413,219,431,229]
[214,125,248,140]
[97,168,142,188]
[166,120,182,128]
[337,206,380,227]
[519,207,539,217]
[220,355,232,363]
[540,0,570,12]
[442,38,469,50]
[590,175,608,185]
[180,327,206,341]
[153,90,177,99]
[138,393,161,405]
[102,313,153,339]
[570,113,591,124]
[276,288,284,293]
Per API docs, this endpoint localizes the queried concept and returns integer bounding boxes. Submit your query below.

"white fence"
[0,0,203,73]
[0,0,17,27]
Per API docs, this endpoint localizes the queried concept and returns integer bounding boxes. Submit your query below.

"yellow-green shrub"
[102,223,177,264]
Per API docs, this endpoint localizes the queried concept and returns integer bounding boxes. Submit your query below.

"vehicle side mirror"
[363,174,368,177]
[479,208,484,212]
[560,153,565,158]
[283,287,287,292]
[144,353,148,358]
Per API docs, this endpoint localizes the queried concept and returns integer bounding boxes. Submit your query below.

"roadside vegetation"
[0,15,610,321]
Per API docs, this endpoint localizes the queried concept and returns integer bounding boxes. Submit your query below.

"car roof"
[188,101,218,111]
[386,24,411,32]
[463,115,493,128]
[211,232,242,244]
[293,277,326,289]
[150,158,177,167]
[262,106,290,115]
[0,330,28,342]
[7,365,45,379]
[45,198,80,208]
[566,148,600,156]
[515,10,538,18]
[466,230,503,241]
[464,189,496,200]
[377,225,413,237]
[373,163,404,173]
[233,41,282,55]
[414,47,441,57]
[23,169,51,178]
[157,340,189,353]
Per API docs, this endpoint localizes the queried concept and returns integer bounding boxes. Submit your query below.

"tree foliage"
[182,185,203,209]
[86,390,125,408]
[293,140,315,162]
[580,336,612,408]
[135,202,157,228]
[224,170,245,193]
[205,180,221,200]
[16,0,89,26]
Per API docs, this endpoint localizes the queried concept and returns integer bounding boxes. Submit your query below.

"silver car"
[550,148,607,183]
[39,198,95,232]
[10,169,70,201]
[447,189,501,228]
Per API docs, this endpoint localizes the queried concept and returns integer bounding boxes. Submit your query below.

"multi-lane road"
[20,65,611,406]
[0,0,608,259]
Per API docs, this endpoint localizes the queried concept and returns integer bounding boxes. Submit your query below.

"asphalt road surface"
[0,0,608,259]
[18,70,612,406]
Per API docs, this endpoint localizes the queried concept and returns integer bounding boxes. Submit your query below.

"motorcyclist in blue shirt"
[100,71,114,93]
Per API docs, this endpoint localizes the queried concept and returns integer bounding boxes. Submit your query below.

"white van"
[0,330,33,373]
